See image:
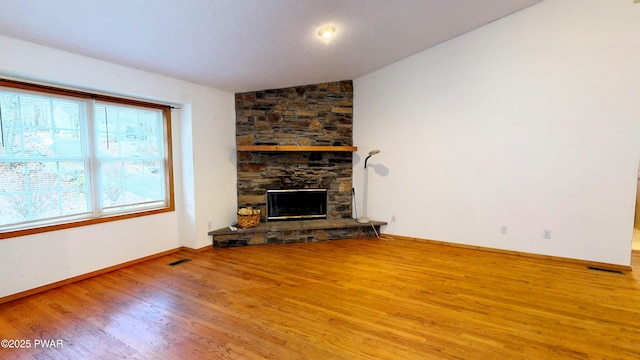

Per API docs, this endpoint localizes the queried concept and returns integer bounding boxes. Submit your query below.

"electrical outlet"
[543,229,551,239]
[500,226,508,235]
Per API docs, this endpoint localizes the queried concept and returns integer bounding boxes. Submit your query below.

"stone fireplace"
[208,80,384,247]
[235,81,354,221]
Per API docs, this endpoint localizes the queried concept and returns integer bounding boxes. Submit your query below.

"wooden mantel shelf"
[237,145,357,152]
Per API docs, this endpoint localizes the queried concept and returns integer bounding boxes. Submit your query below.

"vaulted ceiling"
[0,0,540,93]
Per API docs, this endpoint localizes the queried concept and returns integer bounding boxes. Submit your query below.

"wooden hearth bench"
[208,218,386,248]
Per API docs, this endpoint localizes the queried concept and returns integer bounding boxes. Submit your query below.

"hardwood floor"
[1,238,639,359]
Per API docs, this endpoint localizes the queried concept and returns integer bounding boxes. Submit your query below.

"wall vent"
[586,266,624,274]
[168,258,191,266]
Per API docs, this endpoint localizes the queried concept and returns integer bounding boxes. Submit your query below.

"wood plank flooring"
[1,238,639,359]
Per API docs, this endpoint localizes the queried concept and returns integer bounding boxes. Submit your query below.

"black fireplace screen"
[267,189,327,221]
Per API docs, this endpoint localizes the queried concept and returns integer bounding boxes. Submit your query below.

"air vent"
[168,258,191,266]
[587,266,624,274]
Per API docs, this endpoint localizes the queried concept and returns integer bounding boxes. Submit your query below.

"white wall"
[0,35,237,298]
[354,0,640,266]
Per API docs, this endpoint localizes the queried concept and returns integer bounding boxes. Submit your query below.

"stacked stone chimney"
[235,81,354,221]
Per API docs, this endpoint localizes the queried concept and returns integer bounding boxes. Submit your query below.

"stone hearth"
[209,219,386,247]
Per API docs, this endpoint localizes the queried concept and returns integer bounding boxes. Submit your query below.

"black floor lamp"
[357,149,380,224]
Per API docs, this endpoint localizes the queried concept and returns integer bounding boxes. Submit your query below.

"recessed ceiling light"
[318,26,335,39]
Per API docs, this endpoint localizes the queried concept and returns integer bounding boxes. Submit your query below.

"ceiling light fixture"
[318,26,335,38]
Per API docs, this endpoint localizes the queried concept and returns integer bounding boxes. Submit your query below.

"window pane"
[0,161,89,226]
[58,161,88,215]
[100,160,165,209]
[95,103,165,213]
[0,92,24,156]
[0,90,90,229]
[95,104,162,158]
[1,92,84,159]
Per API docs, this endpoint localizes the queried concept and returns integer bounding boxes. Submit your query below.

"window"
[0,79,174,238]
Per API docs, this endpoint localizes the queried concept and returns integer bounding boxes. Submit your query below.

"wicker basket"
[237,207,260,228]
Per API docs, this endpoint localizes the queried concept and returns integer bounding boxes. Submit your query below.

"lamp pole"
[357,149,380,224]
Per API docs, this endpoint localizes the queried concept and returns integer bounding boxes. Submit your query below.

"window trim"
[0,79,175,240]
[0,78,169,109]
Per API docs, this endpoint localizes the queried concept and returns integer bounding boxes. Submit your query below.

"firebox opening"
[267,189,327,221]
